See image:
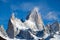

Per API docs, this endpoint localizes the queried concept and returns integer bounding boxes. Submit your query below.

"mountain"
[0,25,7,38]
[44,21,60,34]
[44,24,51,34]
[59,24,60,33]
[25,7,44,31]
[6,13,28,38]
[50,21,59,34]
[43,21,60,40]
[0,25,8,40]
[0,7,60,40]
[6,7,44,39]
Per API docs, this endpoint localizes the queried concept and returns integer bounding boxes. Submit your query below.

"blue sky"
[0,0,60,30]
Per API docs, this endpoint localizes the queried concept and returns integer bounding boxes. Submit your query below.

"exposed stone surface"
[25,7,44,31]
[6,13,20,38]
[0,25,7,37]
[0,36,6,40]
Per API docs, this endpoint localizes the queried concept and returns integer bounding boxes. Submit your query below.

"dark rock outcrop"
[0,36,6,40]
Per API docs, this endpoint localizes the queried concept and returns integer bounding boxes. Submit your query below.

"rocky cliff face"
[44,24,51,34]
[0,25,7,37]
[6,13,29,38]
[50,21,59,34]
[44,21,60,35]
[25,7,44,31]
[6,13,20,38]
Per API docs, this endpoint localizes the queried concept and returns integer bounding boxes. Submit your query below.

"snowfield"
[50,34,60,40]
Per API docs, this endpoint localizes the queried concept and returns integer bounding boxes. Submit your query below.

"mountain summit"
[25,7,44,31]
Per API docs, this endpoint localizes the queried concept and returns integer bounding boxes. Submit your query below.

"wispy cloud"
[44,11,58,21]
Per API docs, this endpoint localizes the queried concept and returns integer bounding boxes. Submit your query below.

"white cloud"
[45,12,58,20]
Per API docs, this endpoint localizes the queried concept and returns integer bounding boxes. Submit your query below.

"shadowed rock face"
[0,36,6,40]
[6,13,25,38]
[6,13,16,38]
[50,21,59,33]
[44,21,60,35]
[6,13,20,38]
[16,29,34,39]
[6,19,14,38]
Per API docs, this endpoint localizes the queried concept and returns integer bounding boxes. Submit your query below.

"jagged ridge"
[0,7,60,40]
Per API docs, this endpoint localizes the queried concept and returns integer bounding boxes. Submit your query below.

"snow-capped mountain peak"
[32,7,39,12]
[25,7,44,31]
[0,7,60,40]
[11,13,15,19]
[0,25,8,38]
